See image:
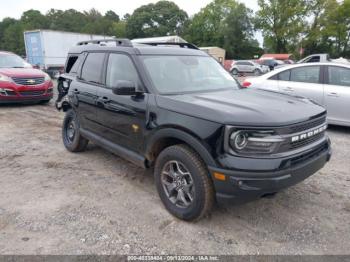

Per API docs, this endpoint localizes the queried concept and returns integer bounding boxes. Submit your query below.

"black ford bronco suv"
[56,39,331,221]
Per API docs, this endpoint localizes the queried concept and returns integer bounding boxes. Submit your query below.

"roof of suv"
[68,39,209,57]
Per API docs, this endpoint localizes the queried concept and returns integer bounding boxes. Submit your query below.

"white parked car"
[230,60,269,75]
[244,62,350,127]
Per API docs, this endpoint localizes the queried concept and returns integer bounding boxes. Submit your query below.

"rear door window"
[290,66,320,84]
[81,53,105,84]
[328,66,350,87]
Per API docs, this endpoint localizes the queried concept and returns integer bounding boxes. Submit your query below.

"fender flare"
[145,128,217,167]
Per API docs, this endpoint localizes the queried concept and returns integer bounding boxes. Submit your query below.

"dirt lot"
[0,97,350,255]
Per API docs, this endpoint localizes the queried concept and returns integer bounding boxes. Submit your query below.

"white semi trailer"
[24,30,112,77]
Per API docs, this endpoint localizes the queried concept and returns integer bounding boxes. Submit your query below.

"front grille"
[290,132,324,149]
[289,115,327,133]
[276,114,327,152]
[19,90,45,96]
[12,77,45,86]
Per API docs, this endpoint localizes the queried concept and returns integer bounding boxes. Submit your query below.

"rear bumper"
[209,140,331,205]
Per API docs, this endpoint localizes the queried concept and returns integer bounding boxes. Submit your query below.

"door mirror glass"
[112,80,137,96]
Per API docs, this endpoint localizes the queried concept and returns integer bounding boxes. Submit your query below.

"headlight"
[0,74,12,82]
[44,73,51,82]
[228,129,284,155]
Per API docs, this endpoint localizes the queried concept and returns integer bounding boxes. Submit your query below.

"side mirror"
[112,80,138,96]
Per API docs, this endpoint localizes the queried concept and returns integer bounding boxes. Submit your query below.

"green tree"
[322,0,350,57]
[46,9,89,32]
[185,0,261,59]
[0,18,17,50]
[111,21,127,38]
[302,0,339,56]
[21,10,48,30]
[2,22,25,55]
[255,0,308,54]
[105,10,120,22]
[126,1,188,38]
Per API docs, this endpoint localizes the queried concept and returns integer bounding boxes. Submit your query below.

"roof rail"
[138,42,199,50]
[77,38,133,47]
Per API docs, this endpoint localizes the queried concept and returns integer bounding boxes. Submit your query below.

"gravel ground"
[0,97,349,255]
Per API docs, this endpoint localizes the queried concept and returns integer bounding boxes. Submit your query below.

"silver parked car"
[230,60,269,75]
[244,63,350,127]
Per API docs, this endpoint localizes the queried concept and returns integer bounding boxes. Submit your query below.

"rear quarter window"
[65,54,84,74]
[278,70,291,81]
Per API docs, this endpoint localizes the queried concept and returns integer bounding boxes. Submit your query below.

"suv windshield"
[0,54,32,68]
[142,56,239,94]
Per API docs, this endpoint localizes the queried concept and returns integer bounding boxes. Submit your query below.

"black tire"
[231,68,238,75]
[154,144,214,221]
[62,109,88,152]
[253,69,261,76]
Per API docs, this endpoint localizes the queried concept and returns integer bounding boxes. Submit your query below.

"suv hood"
[156,89,326,126]
[0,68,45,77]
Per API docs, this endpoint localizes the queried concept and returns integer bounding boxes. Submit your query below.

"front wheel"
[62,109,89,152]
[154,145,214,221]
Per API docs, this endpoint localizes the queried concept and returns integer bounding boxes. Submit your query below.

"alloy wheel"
[160,160,195,208]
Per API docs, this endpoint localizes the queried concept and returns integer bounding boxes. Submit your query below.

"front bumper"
[209,139,331,205]
[0,81,53,104]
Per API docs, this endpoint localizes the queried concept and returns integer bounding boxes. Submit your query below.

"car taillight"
[242,81,251,88]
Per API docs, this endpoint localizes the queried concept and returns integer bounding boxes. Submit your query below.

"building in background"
[199,47,226,65]
[260,53,293,61]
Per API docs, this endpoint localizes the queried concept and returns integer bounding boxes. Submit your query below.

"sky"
[0,0,262,44]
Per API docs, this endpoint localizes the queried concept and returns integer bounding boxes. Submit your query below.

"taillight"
[242,81,251,88]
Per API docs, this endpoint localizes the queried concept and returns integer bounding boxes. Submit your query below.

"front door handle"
[327,92,339,97]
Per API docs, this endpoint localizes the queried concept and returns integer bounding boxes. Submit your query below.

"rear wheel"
[254,69,260,76]
[62,109,88,152]
[231,68,238,75]
[154,144,214,221]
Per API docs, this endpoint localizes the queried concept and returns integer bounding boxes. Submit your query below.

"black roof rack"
[77,38,133,47]
[76,38,199,50]
[137,42,199,50]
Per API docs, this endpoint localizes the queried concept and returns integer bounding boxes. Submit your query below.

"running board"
[80,128,146,168]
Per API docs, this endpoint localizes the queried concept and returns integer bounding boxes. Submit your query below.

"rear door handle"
[327,92,339,97]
